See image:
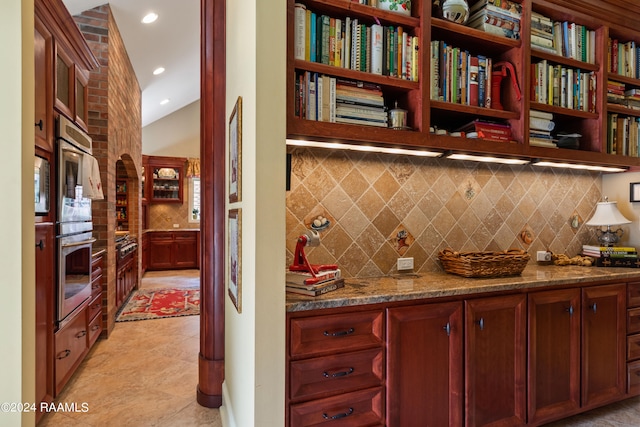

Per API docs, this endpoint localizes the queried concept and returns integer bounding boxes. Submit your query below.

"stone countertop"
[93,248,106,258]
[143,228,200,233]
[286,264,640,312]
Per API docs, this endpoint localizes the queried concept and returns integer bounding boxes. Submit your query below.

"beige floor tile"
[38,270,220,427]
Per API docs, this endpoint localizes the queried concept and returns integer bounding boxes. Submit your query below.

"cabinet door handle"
[75,330,87,339]
[91,324,100,332]
[324,327,354,337]
[444,322,451,336]
[477,318,484,330]
[590,303,597,313]
[35,119,43,131]
[323,367,354,378]
[322,407,353,420]
[36,240,44,250]
[56,349,71,360]
[566,305,574,316]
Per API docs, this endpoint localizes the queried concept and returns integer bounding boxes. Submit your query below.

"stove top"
[116,234,138,258]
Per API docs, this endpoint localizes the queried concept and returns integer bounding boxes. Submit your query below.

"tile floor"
[37,270,640,426]
[38,269,222,427]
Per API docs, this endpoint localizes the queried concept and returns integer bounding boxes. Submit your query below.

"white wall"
[1,0,35,425]
[141,99,200,157]
[221,0,286,425]
[603,171,640,247]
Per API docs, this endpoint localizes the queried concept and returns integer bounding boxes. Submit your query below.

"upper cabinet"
[285,0,640,170]
[146,156,186,204]
[36,0,98,135]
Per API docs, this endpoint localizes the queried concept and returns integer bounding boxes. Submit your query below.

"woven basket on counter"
[438,248,530,278]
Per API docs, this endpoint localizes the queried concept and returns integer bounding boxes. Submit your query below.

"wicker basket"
[438,248,530,278]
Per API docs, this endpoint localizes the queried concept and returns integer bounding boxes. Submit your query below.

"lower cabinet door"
[628,360,640,396]
[386,301,463,427]
[54,309,89,395]
[465,294,526,427]
[289,386,384,427]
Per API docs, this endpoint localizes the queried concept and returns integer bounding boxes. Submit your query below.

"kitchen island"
[285,265,640,426]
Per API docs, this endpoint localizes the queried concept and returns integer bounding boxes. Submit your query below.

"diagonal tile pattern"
[287,147,604,278]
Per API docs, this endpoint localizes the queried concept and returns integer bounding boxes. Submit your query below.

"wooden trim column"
[197,0,225,408]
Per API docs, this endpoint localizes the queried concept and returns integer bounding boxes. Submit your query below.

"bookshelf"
[116,179,128,230]
[287,0,640,169]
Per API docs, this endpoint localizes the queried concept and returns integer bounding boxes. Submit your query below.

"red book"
[469,56,479,107]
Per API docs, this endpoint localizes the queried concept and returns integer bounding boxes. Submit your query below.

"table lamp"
[584,197,631,246]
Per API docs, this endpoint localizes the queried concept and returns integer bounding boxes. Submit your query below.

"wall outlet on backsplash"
[397,257,414,271]
[173,223,180,228]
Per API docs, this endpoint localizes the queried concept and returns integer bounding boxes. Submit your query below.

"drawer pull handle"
[566,305,574,316]
[56,349,71,360]
[91,324,100,331]
[444,322,451,336]
[590,303,597,314]
[76,330,87,339]
[477,318,484,331]
[324,327,354,337]
[323,367,354,378]
[322,407,353,420]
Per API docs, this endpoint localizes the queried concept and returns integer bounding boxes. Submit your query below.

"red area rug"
[116,287,200,322]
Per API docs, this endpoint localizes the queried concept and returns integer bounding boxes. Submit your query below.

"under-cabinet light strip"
[446,153,530,165]
[286,139,443,157]
[532,160,627,173]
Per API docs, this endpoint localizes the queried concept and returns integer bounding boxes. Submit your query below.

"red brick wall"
[75,6,142,336]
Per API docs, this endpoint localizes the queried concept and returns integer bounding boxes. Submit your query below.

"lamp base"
[596,226,624,247]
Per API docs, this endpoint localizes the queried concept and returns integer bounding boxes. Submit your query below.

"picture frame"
[630,182,640,202]
[228,208,242,313]
[229,96,242,203]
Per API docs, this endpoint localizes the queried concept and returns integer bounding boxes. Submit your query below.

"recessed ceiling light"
[160,99,170,105]
[153,67,165,75]
[141,12,158,24]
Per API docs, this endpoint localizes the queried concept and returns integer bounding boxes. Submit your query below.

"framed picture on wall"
[631,182,640,202]
[229,96,242,203]
[228,208,242,313]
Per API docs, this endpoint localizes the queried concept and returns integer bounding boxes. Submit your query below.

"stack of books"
[456,119,512,142]
[335,79,388,127]
[530,11,554,53]
[467,0,522,40]
[286,269,345,296]
[529,110,556,148]
[607,80,626,105]
[582,245,637,258]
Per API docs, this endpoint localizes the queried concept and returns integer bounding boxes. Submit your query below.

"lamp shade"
[585,201,631,226]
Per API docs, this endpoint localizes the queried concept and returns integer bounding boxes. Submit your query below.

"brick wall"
[75,6,142,336]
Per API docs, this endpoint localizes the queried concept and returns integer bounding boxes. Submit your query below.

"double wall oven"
[56,116,95,325]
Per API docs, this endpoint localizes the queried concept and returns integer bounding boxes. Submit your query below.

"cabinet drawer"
[88,310,102,348]
[149,231,174,241]
[628,360,640,396]
[54,309,88,394]
[629,334,640,361]
[174,231,196,240]
[87,293,102,322]
[289,386,384,427]
[91,277,102,298]
[629,308,640,334]
[290,348,384,402]
[290,311,383,359]
[629,282,640,308]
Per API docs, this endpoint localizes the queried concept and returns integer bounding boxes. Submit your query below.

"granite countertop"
[143,228,200,233]
[286,264,640,312]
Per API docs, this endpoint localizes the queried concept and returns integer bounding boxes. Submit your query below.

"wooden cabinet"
[88,253,104,347]
[116,249,137,311]
[465,294,527,427]
[54,44,89,130]
[286,0,640,171]
[35,16,53,153]
[287,309,385,426]
[527,288,581,425]
[629,282,640,396]
[146,156,186,203]
[141,232,149,274]
[35,223,54,422]
[147,231,199,270]
[386,301,463,427]
[581,284,626,408]
[54,305,89,395]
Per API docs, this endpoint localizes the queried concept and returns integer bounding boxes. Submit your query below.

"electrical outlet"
[397,257,414,271]
[173,223,180,228]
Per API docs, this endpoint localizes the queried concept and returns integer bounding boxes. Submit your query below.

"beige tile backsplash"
[286,147,603,278]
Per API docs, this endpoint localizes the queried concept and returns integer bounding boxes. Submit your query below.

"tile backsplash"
[286,147,603,278]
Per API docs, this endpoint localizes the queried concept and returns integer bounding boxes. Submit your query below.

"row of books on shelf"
[607,113,640,157]
[295,71,390,127]
[293,3,419,81]
[530,60,597,112]
[286,269,345,296]
[430,41,493,108]
[528,109,557,148]
[608,38,640,79]
[529,11,596,64]
[467,0,522,40]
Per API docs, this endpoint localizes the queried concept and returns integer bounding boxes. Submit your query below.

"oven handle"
[61,238,96,248]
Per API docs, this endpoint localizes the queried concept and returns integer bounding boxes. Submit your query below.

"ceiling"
[62,0,200,128]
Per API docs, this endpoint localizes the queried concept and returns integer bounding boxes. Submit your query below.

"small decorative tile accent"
[286,147,603,278]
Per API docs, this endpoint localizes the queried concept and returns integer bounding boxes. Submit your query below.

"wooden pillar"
[197,0,225,408]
